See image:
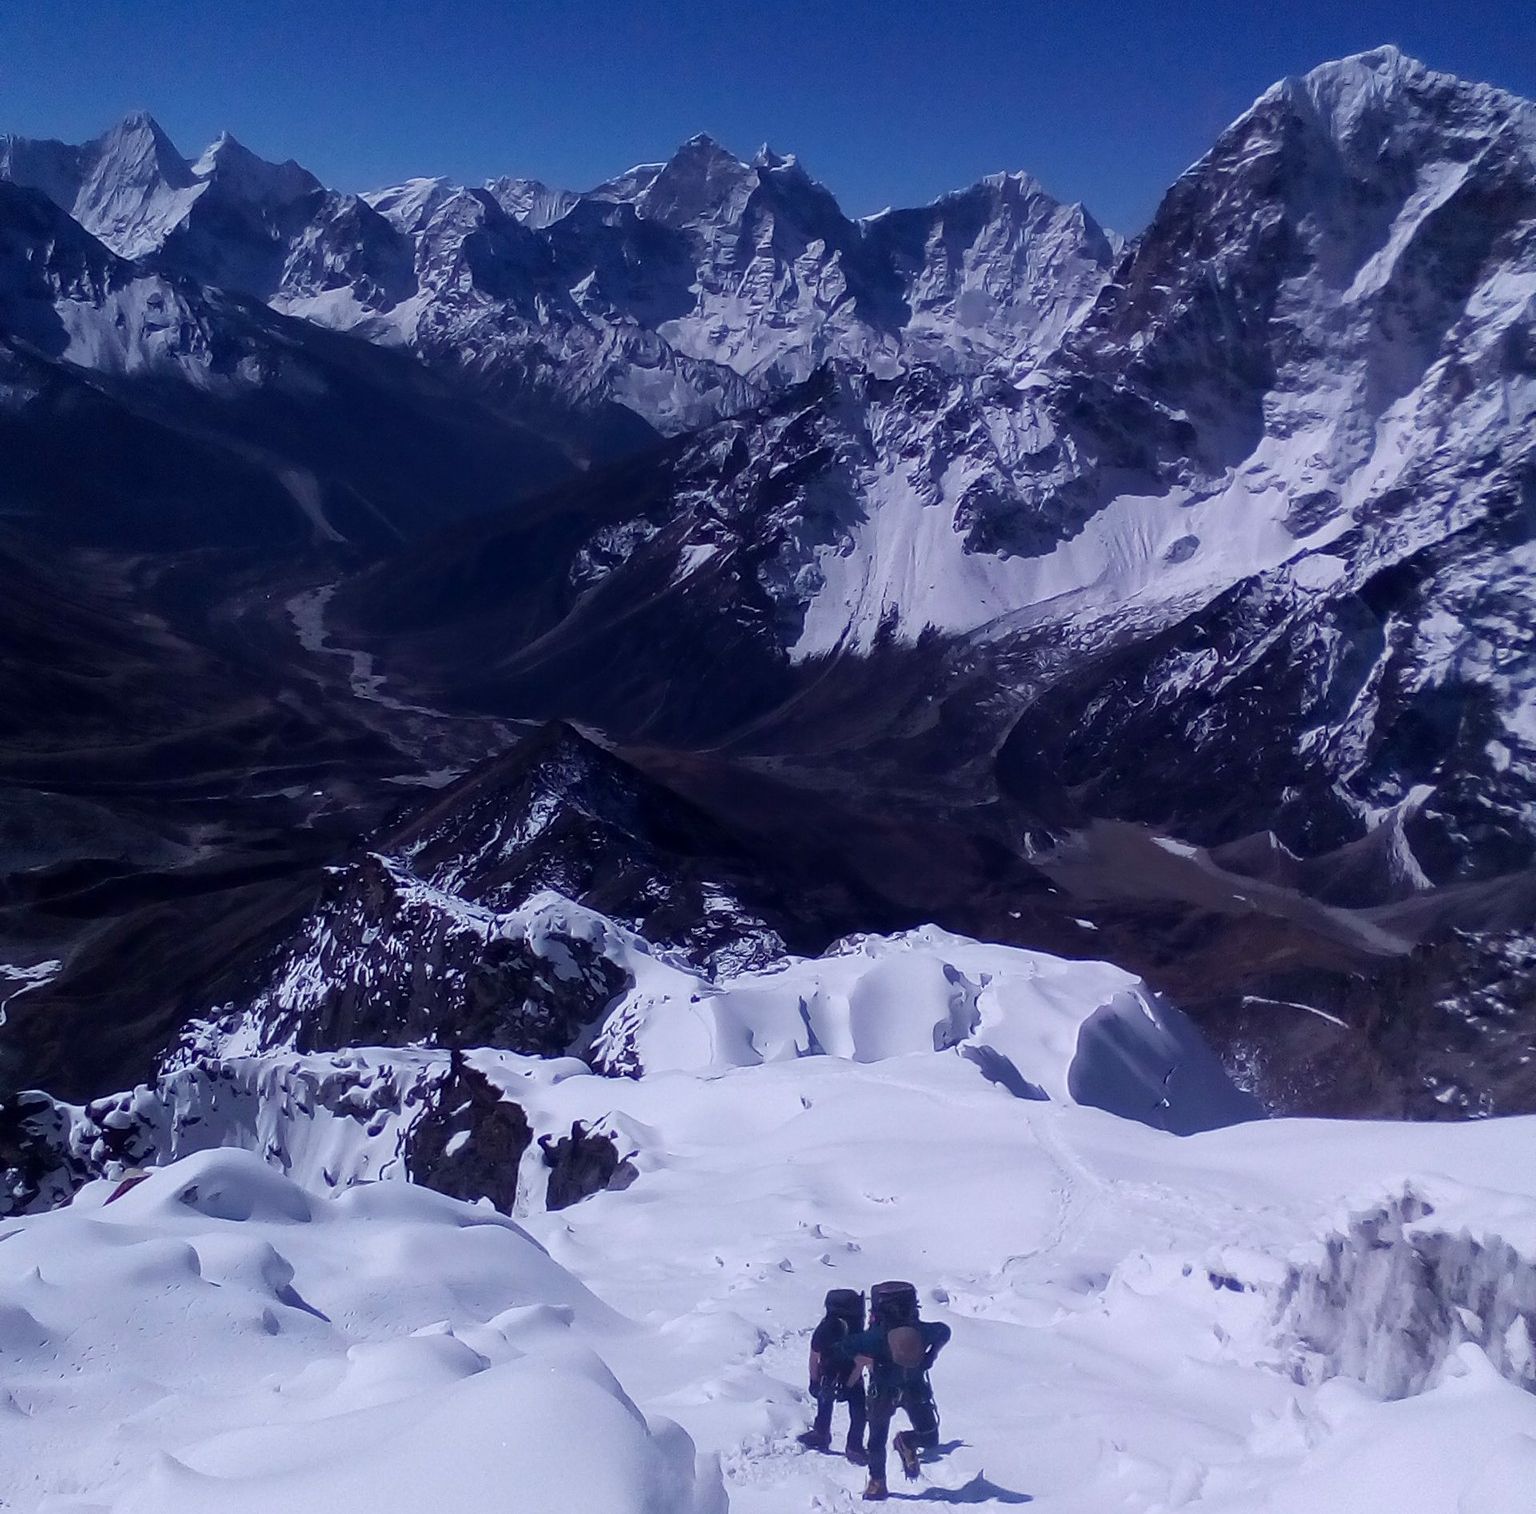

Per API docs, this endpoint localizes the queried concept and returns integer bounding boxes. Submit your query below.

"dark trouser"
[866,1383,939,1482]
[813,1377,867,1448]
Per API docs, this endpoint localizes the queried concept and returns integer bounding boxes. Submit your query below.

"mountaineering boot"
[796,1428,831,1452]
[845,1438,867,1465]
[894,1430,921,1480]
[862,1476,889,1501]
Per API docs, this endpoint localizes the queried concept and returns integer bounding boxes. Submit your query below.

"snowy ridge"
[10,911,1258,1220]
[179,724,800,1064]
[592,921,1259,1134]
[182,865,639,1063]
[1,115,1117,438]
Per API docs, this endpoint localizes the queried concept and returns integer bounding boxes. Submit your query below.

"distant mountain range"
[3,44,1534,1133]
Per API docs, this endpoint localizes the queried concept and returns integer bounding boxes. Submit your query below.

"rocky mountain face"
[173,725,804,1067]
[326,48,1536,1115]
[2,47,1534,1134]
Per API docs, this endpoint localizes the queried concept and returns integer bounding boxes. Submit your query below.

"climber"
[796,1287,868,1463]
[841,1279,951,1501]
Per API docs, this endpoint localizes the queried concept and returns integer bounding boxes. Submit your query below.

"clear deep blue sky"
[2,0,1535,233]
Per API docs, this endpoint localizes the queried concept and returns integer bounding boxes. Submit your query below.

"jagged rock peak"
[191,130,322,203]
[677,130,739,160]
[88,111,192,186]
[1269,45,1535,141]
[632,132,762,228]
[363,174,460,234]
[484,174,580,227]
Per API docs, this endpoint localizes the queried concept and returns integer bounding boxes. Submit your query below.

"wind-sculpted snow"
[592,921,1260,1134]
[6,1034,1536,1509]
[0,1147,722,1514]
[4,909,1257,1217]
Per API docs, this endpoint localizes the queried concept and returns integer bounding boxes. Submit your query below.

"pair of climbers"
[797,1279,952,1501]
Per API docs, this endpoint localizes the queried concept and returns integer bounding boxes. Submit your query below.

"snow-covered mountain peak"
[1272,43,1504,138]
[484,173,580,227]
[974,167,1051,202]
[0,110,1124,434]
[750,142,818,189]
[1257,45,1536,163]
[93,109,187,171]
[191,130,321,205]
[679,130,734,155]
[631,132,760,228]
[363,174,460,235]
[83,112,192,199]
[75,111,200,256]
[1289,41,1416,101]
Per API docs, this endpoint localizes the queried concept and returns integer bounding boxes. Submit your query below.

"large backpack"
[869,1280,929,1382]
[869,1279,919,1327]
[817,1289,865,1396]
[824,1288,865,1329]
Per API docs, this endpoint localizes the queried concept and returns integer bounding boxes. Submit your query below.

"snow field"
[9,1054,1536,1510]
[515,1056,1536,1512]
[0,1148,718,1514]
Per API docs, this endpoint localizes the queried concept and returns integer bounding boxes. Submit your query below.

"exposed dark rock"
[404,1054,531,1213]
[0,1090,89,1214]
[540,1119,638,1211]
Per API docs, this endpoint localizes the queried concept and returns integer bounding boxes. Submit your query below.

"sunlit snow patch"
[594,923,1259,1134]
[0,1147,723,1514]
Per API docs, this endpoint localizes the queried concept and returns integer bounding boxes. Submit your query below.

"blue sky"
[2,1,1534,233]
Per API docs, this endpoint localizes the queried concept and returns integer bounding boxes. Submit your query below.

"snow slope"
[5,1057,1535,1512]
[0,1147,720,1514]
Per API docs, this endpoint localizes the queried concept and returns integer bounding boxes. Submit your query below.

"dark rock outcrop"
[404,1054,532,1214]
[540,1119,639,1211]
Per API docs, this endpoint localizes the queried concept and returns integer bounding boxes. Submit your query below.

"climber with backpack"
[840,1279,951,1501]
[796,1287,868,1464]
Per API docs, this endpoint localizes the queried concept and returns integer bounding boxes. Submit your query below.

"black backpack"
[824,1287,865,1330]
[870,1279,919,1327]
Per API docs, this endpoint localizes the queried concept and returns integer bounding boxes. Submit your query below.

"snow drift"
[592,922,1260,1134]
[0,1147,721,1514]
[6,1041,1536,1511]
